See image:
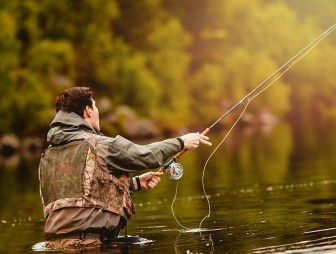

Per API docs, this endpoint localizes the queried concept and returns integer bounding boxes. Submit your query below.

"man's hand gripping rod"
[159,128,210,180]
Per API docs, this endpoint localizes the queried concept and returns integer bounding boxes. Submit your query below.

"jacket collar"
[47,111,98,145]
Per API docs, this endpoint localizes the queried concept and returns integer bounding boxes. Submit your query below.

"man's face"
[90,99,100,131]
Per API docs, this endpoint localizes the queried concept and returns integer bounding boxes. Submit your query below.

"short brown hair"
[56,87,93,117]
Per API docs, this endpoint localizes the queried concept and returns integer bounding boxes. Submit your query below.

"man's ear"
[83,106,92,118]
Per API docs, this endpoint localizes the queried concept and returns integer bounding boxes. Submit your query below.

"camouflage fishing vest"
[38,136,135,220]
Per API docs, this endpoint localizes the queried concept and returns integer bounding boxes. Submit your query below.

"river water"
[1,121,336,253]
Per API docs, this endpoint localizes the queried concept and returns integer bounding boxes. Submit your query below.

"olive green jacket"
[47,110,183,173]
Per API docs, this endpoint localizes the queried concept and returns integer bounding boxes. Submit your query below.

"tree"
[113,0,192,128]
[0,10,20,133]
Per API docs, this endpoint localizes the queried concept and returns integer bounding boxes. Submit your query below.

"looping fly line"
[167,23,336,230]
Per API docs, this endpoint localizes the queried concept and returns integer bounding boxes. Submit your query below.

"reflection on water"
[1,121,336,253]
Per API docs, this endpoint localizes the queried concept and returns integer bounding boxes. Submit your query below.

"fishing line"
[197,34,328,228]
[166,23,336,230]
[171,180,189,230]
[198,99,251,230]
[197,25,335,229]
[171,100,251,230]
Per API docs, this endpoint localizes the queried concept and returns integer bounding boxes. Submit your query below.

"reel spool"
[166,162,183,180]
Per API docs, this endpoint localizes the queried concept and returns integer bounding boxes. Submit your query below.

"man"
[38,87,211,251]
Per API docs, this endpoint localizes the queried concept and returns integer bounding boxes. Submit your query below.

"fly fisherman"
[38,87,212,251]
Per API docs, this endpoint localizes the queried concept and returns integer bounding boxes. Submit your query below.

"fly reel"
[166,162,184,180]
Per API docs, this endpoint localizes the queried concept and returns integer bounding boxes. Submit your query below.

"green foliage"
[107,41,162,116]
[189,64,225,124]
[0,11,20,133]
[146,17,191,126]
[0,0,335,136]
[284,0,336,29]
[0,11,19,73]
[28,39,75,77]
[114,0,191,126]
[0,70,52,135]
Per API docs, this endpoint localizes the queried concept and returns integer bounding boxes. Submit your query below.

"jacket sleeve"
[99,135,183,173]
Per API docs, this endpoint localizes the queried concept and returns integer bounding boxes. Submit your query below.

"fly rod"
[161,23,336,180]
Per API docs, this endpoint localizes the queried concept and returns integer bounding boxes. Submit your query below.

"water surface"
[1,121,336,253]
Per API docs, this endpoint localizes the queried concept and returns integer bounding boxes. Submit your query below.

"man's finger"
[200,138,212,146]
[152,171,164,176]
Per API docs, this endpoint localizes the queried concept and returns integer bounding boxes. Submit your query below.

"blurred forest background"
[0,0,335,143]
[1,2,336,251]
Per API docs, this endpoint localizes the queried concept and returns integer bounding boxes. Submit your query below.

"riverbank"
[0,109,279,160]
[0,135,45,158]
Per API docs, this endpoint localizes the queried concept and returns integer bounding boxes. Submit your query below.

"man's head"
[56,87,100,131]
